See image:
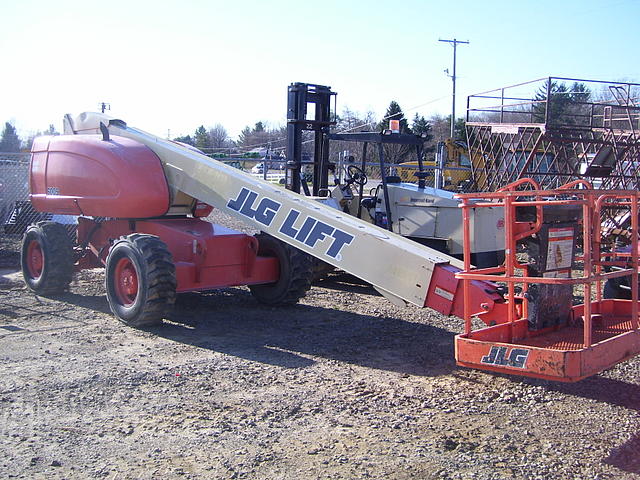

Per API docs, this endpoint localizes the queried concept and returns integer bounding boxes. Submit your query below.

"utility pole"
[100,102,111,114]
[439,38,469,138]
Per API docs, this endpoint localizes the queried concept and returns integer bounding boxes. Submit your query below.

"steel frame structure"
[327,131,427,230]
[466,77,640,193]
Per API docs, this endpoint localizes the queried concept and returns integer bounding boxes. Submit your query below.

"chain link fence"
[1,153,31,269]
[1,153,78,248]
[1,153,33,232]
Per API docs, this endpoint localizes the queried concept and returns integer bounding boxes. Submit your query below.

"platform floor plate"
[517,316,635,351]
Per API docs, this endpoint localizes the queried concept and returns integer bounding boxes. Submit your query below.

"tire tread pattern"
[22,221,73,295]
[249,233,313,306]
[106,234,176,327]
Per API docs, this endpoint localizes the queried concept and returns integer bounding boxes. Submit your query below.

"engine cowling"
[30,135,170,218]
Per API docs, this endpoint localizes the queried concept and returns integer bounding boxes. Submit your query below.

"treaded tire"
[105,234,176,327]
[21,221,74,295]
[249,233,313,305]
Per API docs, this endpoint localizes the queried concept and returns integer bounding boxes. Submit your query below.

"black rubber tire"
[249,233,313,305]
[21,221,74,295]
[105,234,176,327]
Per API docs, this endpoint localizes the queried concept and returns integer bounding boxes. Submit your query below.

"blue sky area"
[1,0,638,140]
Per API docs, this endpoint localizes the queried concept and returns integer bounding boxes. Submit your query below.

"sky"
[1,0,639,142]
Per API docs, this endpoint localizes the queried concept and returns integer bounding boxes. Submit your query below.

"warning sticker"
[434,287,455,301]
[548,227,574,239]
[546,228,574,270]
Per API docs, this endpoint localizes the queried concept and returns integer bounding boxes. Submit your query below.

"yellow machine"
[398,139,472,191]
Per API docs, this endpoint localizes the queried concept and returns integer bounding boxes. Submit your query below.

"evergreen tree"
[453,117,466,141]
[379,101,411,133]
[378,102,413,165]
[237,122,276,150]
[568,82,590,102]
[411,114,432,141]
[194,125,211,150]
[0,122,22,152]
[173,134,195,146]
[533,81,591,125]
[411,113,435,156]
[237,126,252,147]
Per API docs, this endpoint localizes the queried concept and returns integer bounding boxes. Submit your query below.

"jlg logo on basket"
[227,187,354,260]
[480,346,530,369]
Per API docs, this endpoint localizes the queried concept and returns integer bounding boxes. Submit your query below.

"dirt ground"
[0,221,639,479]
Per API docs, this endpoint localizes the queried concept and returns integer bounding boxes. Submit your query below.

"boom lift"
[20,97,640,382]
[24,111,504,322]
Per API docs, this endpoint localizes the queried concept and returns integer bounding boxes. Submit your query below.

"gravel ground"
[0,213,639,480]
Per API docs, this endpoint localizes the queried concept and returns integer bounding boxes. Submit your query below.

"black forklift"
[284,82,430,233]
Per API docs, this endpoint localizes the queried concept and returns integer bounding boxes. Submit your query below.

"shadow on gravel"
[603,434,640,474]
[54,292,113,315]
[536,376,640,474]
[49,285,456,377]
[314,272,380,296]
[146,290,458,377]
[0,235,21,269]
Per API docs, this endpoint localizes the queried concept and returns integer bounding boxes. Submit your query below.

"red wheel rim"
[114,257,138,306]
[26,240,44,280]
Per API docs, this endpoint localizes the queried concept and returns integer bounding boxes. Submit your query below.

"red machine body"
[27,134,281,298]
[76,217,279,292]
[30,135,169,218]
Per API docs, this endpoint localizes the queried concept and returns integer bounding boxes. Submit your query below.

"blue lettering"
[280,210,301,238]
[239,191,259,218]
[254,198,280,226]
[481,346,529,369]
[227,188,249,212]
[227,188,281,227]
[228,188,354,261]
[304,221,335,248]
[326,230,354,258]
[295,217,317,243]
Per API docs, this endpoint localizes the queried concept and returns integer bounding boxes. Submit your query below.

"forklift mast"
[285,83,336,196]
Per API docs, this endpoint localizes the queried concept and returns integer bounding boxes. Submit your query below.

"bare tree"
[237,122,286,155]
[208,123,232,149]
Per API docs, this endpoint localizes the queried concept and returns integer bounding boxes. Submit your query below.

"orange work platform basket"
[454,179,640,382]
